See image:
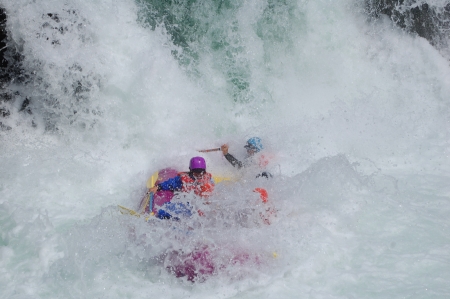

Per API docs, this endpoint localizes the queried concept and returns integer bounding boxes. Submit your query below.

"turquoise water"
[0,0,449,298]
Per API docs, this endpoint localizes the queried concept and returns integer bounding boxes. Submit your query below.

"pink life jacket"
[258,153,274,168]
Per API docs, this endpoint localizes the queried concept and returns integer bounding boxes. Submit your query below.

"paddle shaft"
[198,148,221,153]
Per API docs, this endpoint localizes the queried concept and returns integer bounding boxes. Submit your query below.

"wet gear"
[156,172,215,197]
[224,152,272,179]
[224,153,244,169]
[155,171,214,219]
[256,171,272,179]
[157,202,193,219]
[244,137,263,153]
[189,156,206,170]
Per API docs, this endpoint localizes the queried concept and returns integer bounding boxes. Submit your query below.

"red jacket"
[179,172,215,197]
[157,172,215,198]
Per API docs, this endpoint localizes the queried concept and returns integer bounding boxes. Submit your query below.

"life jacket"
[258,152,277,169]
[258,154,270,168]
[179,172,215,198]
[253,188,276,225]
[248,153,274,179]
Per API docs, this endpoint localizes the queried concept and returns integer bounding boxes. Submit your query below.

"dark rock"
[366,0,450,50]
[0,6,25,88]
[0,7,9,85]
[0,6,35,128]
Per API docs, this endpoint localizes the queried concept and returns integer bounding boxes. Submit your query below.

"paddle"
[198,148,221,153]
[138,191,154,214]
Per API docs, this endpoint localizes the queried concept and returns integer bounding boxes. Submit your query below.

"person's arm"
[221,144,243,169]
[149,175,183,193]
[224,153,243,169]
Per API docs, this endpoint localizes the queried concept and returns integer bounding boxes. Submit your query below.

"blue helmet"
[244,137,263,153]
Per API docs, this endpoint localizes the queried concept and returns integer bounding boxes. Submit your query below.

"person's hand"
[221,144,229,155]
[149,186,158,194]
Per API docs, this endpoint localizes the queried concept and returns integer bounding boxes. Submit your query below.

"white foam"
[0,0,449,297]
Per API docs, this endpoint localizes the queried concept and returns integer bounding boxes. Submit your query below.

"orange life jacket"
[179,172,215,198]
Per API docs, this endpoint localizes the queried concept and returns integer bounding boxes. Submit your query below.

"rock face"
[0,8,8,121]
[0,7,31,130]
[0,3,449,130]
[0,7,11,130]
[366,0,450,51]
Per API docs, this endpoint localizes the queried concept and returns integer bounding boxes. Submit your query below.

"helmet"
[244,137,263,153]
[189,156,206,170]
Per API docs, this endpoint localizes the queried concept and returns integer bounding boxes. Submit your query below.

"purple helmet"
[189,156,206,170]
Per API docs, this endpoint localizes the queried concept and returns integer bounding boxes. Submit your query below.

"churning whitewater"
[0,0,449,298]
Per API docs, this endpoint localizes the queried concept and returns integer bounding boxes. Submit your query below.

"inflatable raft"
[118,168,233,219]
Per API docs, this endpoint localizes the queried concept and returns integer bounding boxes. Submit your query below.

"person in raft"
[148,156,215,219]
[220,137,272,179]
[221,137,275,224]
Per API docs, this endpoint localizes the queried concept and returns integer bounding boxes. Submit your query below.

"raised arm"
[221,144,243,169]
